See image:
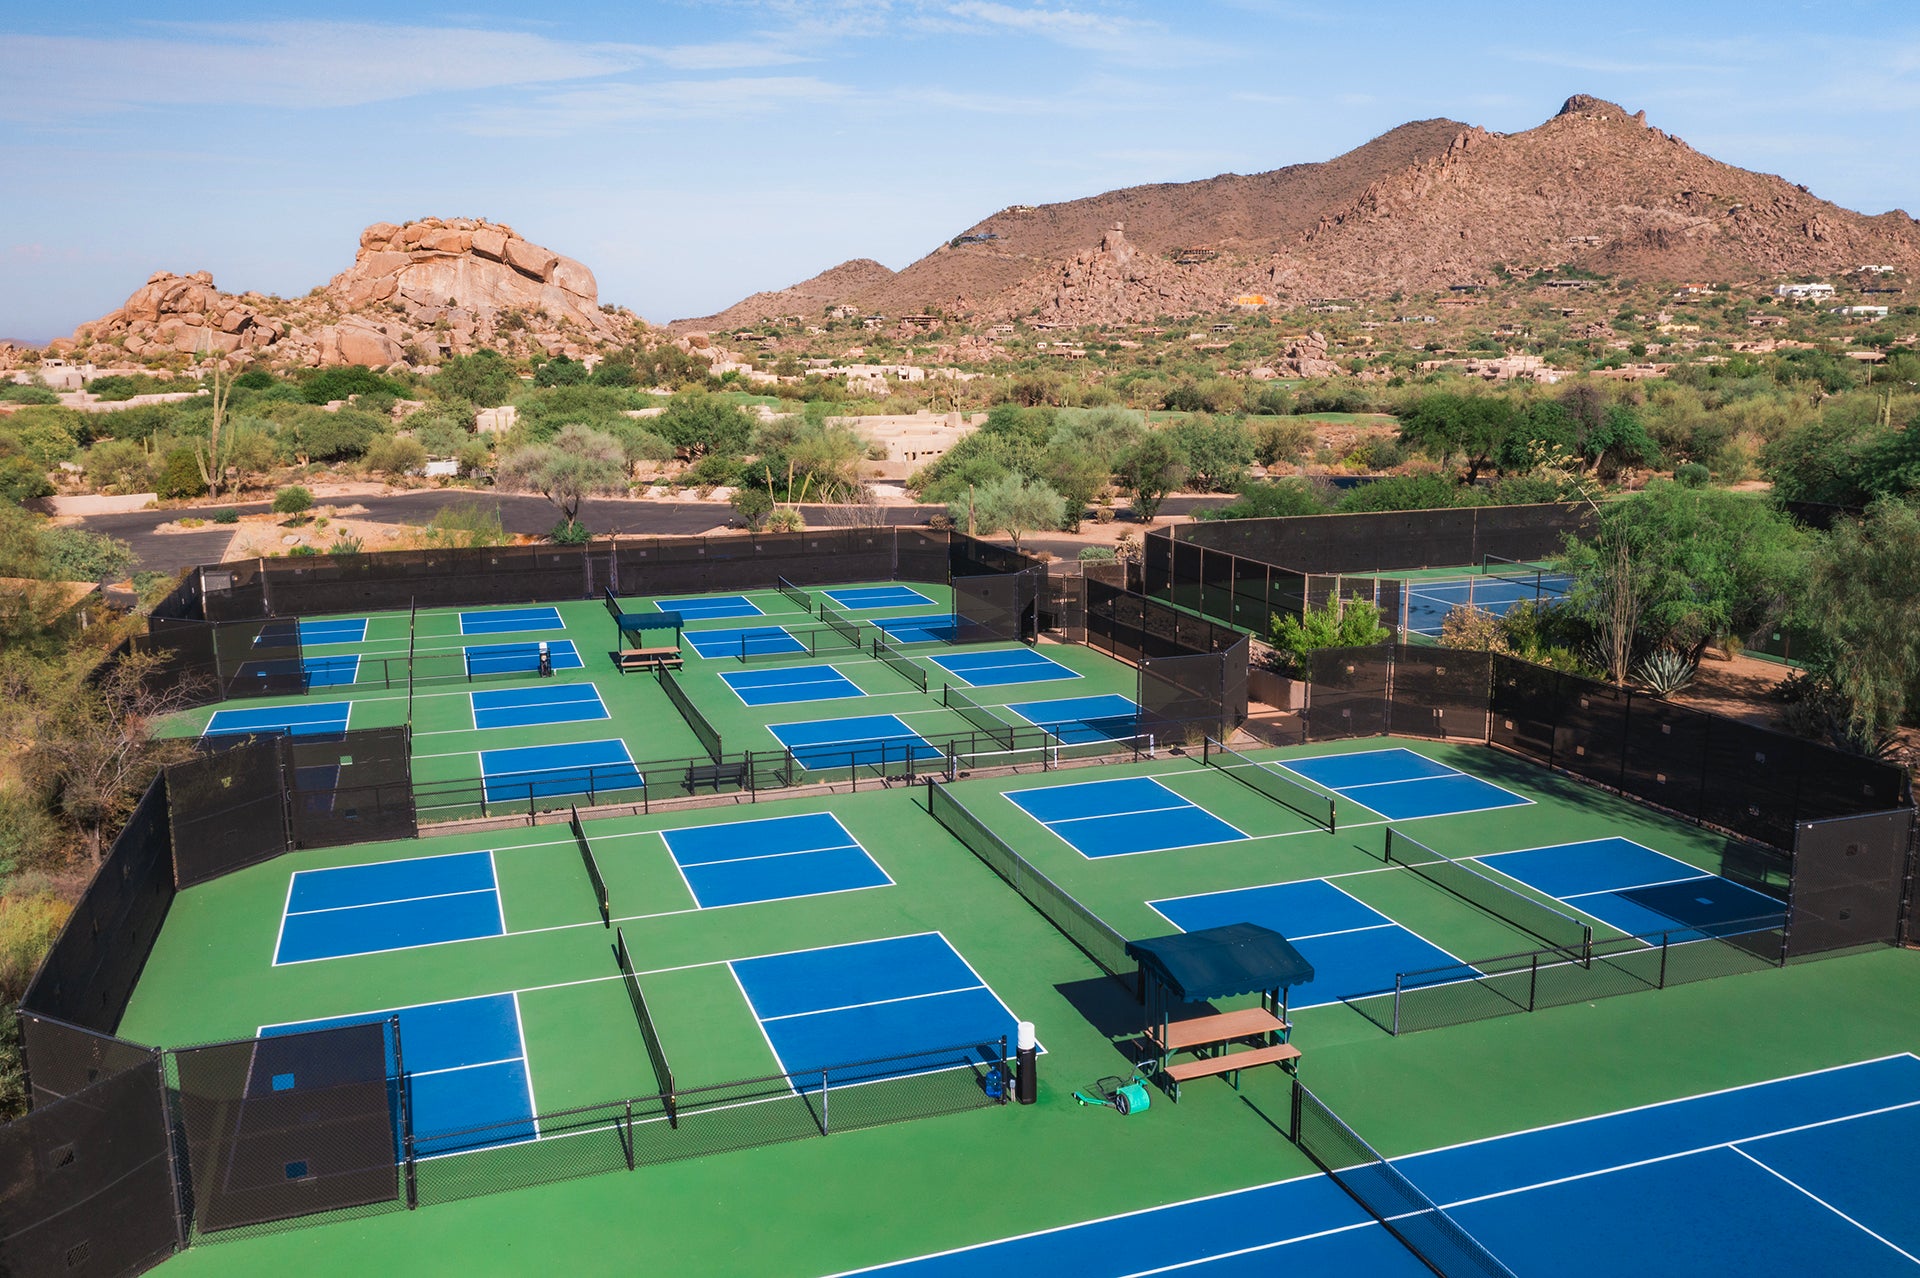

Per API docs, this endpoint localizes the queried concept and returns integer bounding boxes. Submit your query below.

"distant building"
[1775,282,1835,300]
[1832,305,1889,320]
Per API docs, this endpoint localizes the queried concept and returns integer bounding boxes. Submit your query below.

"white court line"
[1728,1145,1920,1266]
[287,886,497,918]
[408,1055,526,1080]
[672,843,866,870]
[758,983,989,1023]
[510,991,542,1139]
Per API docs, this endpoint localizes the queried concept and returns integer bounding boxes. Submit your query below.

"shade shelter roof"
[1126,922,1315,1004]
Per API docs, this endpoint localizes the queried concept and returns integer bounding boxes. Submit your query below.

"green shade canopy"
[1127,923,1315,1004]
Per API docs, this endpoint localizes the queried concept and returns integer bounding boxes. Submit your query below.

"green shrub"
[364,435,428,478]
[0,384,59,406]
[688,453,744,487]
[296,366,410,405]
[272,485,313,517]
[156,448,207,499]
[1270,595,1391,676]
[1077,545,1118,560]
[211,508,239,524]
[550,518,593,545]
[329,536,363,555]
[1675,461,1710,488]
[287,543,319,556]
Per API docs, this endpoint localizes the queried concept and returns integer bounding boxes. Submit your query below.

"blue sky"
[3,1,1917,341]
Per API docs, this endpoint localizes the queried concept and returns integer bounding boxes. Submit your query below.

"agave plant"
[1634,647,1698,699]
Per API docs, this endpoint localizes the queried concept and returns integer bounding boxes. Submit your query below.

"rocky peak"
[1556,94,1646,126]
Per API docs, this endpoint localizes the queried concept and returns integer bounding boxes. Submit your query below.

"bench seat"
[617,646,682,672]
[1160,1042,1301,1100]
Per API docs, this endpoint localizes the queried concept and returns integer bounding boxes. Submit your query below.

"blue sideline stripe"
[460,606,564,636]
[820,585,934,611]
[658,595,765,620]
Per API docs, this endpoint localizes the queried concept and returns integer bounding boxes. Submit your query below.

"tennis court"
[477,738,642,801]
[465,640,584,676]
[872,614,960,644]
[204,700,352,737]
[266,992,538,1157]
[661,811,891,909]
[770,714,944,770]
[721,664,866,706]
[274,618,368,646]
[820,585,936,611]
[1402,568,1573,638]
[731,932,1025,1089]
[1150,878,1471,1008]
[929,647,1078,687]
[1006,775,1248,858]
[460,606,565,636]
[1002,694,1139,744]
[685,624,809,659]
[843,1055,1920,1276]
[1479,838,1789,941]
[469,682,609,730]
[1280,747,1530,820]
[274,849,504,964]
[658,594,765,620]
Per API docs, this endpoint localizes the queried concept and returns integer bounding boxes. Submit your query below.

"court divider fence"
[923,778,1137,991]
[1289,1078,1519,1278]
[1347,914,1793,1036]
[656,664,723,762]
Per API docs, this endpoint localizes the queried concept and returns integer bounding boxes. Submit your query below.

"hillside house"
[1775,283,1835,300]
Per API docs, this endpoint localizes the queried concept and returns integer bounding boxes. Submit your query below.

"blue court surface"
[279,618,368,646]
[1151,878,1469,1008]
[299,655,361,687]
[820,585,935,611]
[685,625,806,659]
[266,993,538,1156]
[469,682,609,730]
[1479,838,1789,943]
[842,1054,1920,1277]
[204,700,352,738]
[1403,572,1574,638]
[657,594,764,620]
[871,614,960,644]
[731,933,1024,1088]
[662,812,891,909]
[459,606,564,636]
[930,647,1079,687]
[1006,775,1247,858]
[464,640,584,676]
[770,714,943,770]
[478,738,641,801]
[275,850,504,964]
[1280,748,1529,821]
[720,664,865,706]
[1004,694,1139,744]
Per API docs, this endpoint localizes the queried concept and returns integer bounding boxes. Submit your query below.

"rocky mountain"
[679,95,1920,330]
[44,218,646,369]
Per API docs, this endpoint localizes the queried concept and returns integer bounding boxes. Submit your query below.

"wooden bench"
[1160,1042,1301,1100]
[616,646,682,673]
[686,760,748,792]
[1147,1007,1298,1102]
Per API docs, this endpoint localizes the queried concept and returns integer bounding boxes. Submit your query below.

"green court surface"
[133,584,1920,1278]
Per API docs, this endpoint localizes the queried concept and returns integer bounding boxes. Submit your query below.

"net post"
[622,1098,635,1170]
[1658,932,1670,988]
[1527,952,1538,1012]
[820,1068,831,1135]
[1289,1075,1303,1141]
[999,1035,1011,1104]
[1391,974,1402,1036]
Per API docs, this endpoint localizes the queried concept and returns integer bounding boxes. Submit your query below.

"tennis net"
[1481,554,1571,597]
[615,927,676,1123]
[1386,829,1592,963]
[1291,1079,1517,1278]
[872,634,928,691]
[1203,738,1335,833]
[924,780,1131,984]
[819,602,861,647]
[942,684,1014,749]
[777,575,813,613]
[658,664,723,763]
[405,596,418,725]
[572,804,609,927]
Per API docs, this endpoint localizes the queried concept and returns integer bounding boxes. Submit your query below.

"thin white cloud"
[937,2,1231,66]
[0,22,804,118]
[463,76,854,135]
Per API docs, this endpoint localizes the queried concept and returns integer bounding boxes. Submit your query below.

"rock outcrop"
[55,218,646,368]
